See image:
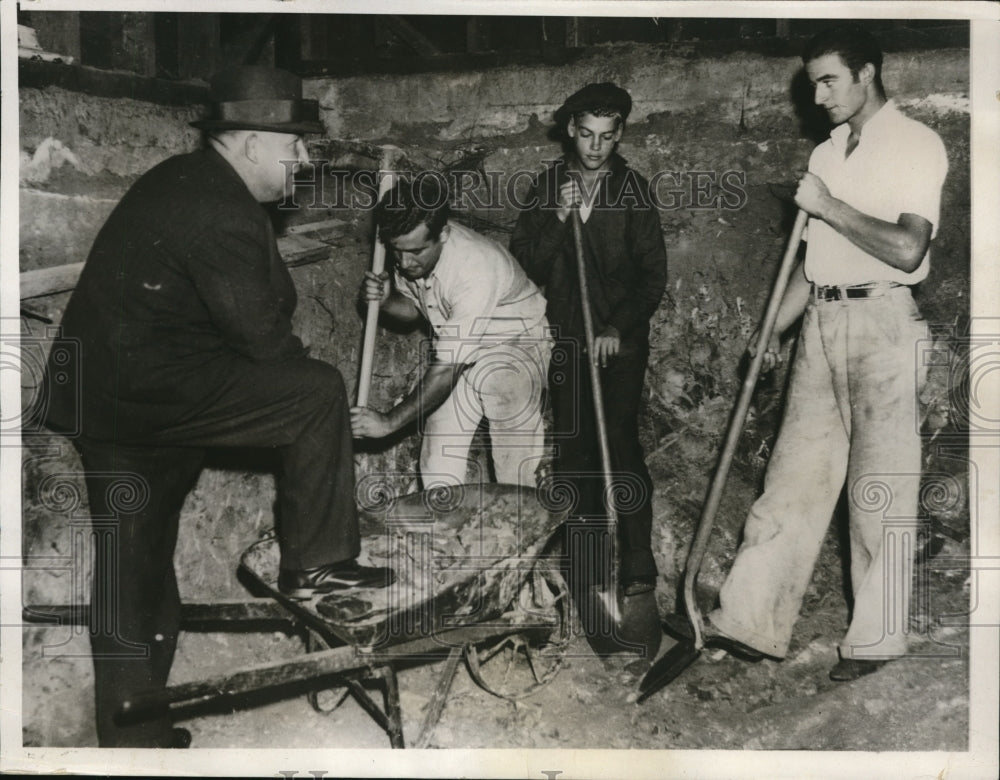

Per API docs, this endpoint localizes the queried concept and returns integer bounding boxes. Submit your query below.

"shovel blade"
[637,640,701,702]
[579,585,661,658]
[619,589,662,660]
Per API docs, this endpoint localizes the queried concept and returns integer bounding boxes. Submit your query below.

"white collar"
[829,99,897,151]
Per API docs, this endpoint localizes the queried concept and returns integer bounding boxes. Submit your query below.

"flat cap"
[555,82,632,127]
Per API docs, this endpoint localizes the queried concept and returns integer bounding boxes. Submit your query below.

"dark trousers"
[548,338,656,589]
[75,357,358,747]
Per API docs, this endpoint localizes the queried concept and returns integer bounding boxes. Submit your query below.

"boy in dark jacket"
[510,82,667,599]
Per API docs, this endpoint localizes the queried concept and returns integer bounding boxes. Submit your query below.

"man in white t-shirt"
[668,25,948,681]
[351,175,551,489]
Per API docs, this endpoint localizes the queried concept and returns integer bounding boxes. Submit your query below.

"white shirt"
[395,221,548,365]
[804,100,948,286]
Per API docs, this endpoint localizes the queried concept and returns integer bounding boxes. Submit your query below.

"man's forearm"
[380,291,421,323]
[774,260,811,338]
[816,199,930,273]
[385,362,466,430]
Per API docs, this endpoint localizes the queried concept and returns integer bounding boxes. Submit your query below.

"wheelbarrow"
[80,482,571,748]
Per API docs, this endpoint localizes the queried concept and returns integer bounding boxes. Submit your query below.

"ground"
[164,560,969,753]
[22,467,971,755]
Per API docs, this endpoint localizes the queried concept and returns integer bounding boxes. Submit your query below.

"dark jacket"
[45,148,305,439]
[509,154,667,348]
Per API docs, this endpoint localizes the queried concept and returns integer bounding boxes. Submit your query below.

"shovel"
[638,208,808,701]
[569,208,661,660]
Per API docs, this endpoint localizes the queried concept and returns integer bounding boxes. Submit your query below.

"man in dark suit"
[43,66,393,748]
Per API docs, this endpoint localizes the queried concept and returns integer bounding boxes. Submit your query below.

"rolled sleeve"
[893,131,948,238]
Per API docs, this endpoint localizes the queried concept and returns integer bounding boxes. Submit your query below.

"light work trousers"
[710,287,929,660]
[419,325,551,489]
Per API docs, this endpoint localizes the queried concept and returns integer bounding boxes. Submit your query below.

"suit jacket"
[45,148,306,440]
[509,154,667,350]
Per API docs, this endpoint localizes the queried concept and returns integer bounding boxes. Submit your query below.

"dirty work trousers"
[548,337,657,588]
[419,324,551,489]
[710,287,929,659]
[75,357,359,747]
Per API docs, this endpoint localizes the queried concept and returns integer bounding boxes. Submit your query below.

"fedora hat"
[190,65,324,135]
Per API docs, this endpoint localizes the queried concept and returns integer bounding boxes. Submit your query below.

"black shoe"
[829,657,892,682]
[661,612,765,662]
[278,560,396,600]
[623,576,656,597]
[169,727,192,749]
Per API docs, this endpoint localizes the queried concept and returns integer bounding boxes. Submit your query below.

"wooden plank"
[20,262,85,300]
[20,229,335,300]
[276,232,330,267]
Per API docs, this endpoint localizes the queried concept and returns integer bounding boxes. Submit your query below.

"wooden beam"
[19,58,209,107]
[117,12,157,77]
[380,16,441,58]
[466,18,490,53]
[177,14,221,80]
[565,17,581,48]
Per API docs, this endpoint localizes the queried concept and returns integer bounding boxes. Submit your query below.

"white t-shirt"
[804,100,948,286]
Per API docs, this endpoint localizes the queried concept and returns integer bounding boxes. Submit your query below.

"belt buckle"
[815,285,840,302]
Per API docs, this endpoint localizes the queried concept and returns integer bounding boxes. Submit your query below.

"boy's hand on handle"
[556,179,584,223]
[593,326,621,368]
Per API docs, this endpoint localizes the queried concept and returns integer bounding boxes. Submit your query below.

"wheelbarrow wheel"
[464,565,571,701]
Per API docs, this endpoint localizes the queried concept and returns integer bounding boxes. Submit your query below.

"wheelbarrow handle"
[683,209,808,649]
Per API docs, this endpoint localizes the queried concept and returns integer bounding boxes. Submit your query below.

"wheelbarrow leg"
[378,665,405,748]
[339,671,405,748]
[414,645,463,748]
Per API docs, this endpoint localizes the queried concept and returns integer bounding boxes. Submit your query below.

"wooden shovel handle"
[356,164,397,408]
[683,209,808,649]
[571,209,617,526]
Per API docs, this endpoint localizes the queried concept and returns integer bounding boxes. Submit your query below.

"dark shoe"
[169,727,192,749]
[623,576,656,597]
[829,657,891,682]
[278,560,396,600]
[661,612,765,662]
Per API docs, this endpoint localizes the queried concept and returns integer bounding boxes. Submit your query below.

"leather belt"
[812,281,904,302]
